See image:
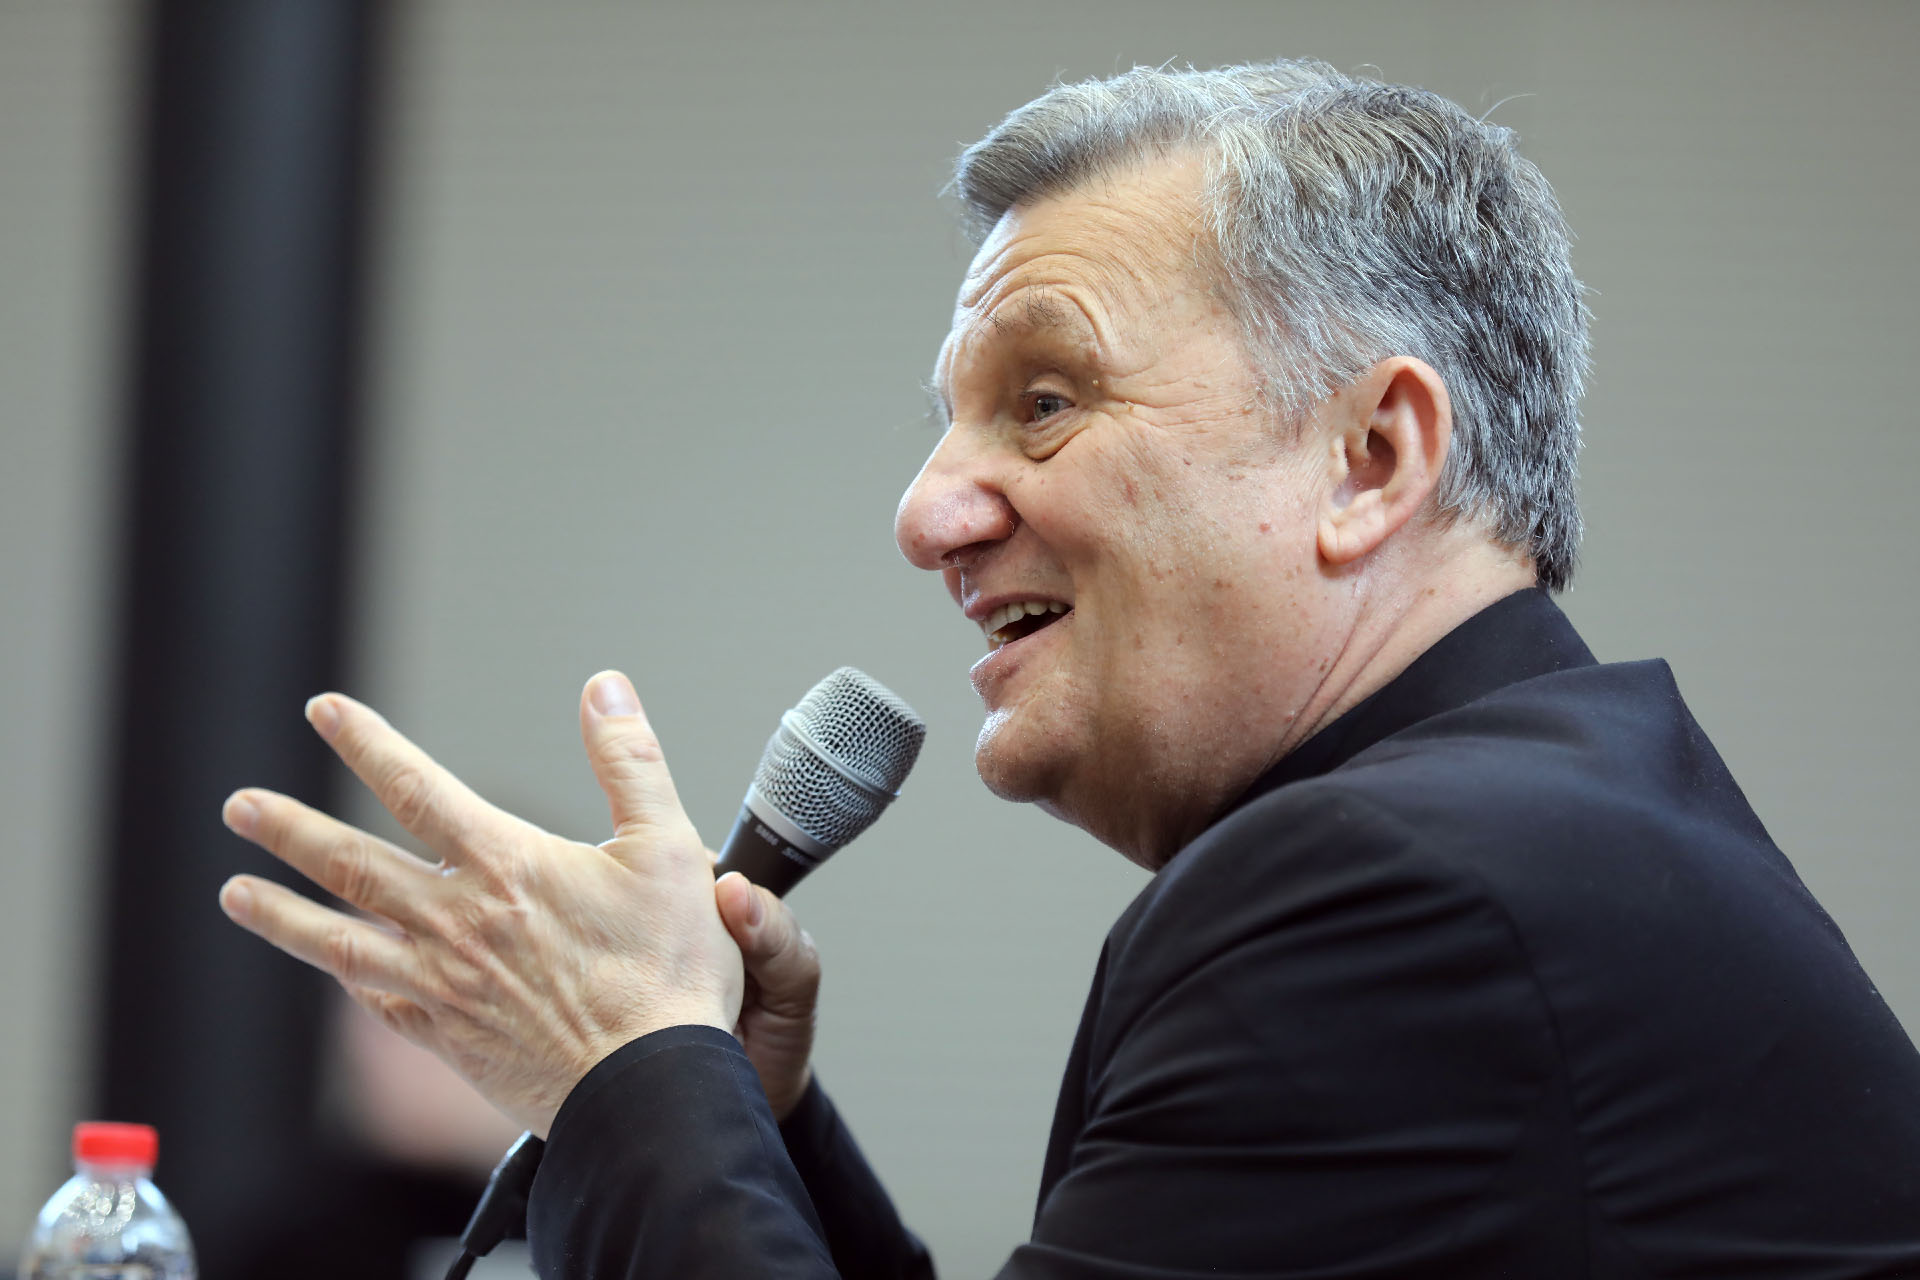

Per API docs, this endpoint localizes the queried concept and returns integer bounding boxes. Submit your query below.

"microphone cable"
[444,1131,545,1280]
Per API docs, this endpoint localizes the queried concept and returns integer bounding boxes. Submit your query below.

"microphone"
[715,666,926,896]
[447,667,924,1279]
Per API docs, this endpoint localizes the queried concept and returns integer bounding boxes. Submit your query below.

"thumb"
[716,872,820,1017]
[580,671,695,846]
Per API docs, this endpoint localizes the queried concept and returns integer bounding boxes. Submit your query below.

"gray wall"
[3,0,1916,1269]
[0,0,132,1243]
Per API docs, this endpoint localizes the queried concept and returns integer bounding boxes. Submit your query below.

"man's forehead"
[957,161,1208,309]
[923,157,1219,424]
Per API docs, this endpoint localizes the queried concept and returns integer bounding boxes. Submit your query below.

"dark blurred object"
[98,1,387,1276]
[225,1153,490,1280]
[231,993,523,1279]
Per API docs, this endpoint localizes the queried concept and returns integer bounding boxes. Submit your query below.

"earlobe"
[1314,358,1451,568]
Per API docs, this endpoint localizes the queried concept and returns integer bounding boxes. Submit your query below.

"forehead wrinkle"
[943,164,1214,410]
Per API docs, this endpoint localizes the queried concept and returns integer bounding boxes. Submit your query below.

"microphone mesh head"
[752,668,926,849]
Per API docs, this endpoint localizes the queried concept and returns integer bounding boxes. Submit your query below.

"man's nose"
[894,430,1016,571]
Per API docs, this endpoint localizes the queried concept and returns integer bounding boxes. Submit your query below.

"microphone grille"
[752,668,926,849]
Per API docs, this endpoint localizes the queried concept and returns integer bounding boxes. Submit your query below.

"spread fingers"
[304,693,521,867]
[219,875,424,998]
[223,788,436,927]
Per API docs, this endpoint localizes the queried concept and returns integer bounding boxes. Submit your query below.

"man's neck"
[1079,534,1539,869]
[1275,535,1541,771]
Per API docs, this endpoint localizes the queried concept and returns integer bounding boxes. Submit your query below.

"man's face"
[894,158,1344,865]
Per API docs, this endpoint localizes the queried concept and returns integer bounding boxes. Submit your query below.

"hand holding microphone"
[219,672,744,1135]
[219,666,922,1277]
[219,666,921,1133]
[714,668,926,1119]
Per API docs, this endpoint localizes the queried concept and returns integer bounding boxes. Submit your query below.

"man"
[219,60,1920,1276]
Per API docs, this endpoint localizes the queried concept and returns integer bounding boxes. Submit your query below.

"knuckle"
[361,990,423,1041]
[602,727,667,771]
[322,925,364,983]
[660,829,708,870]
[350,985,395,1023]
[382,763,434,830]
[377,1001,415,1039]
[320,833,374,904]
[471,821,537,882]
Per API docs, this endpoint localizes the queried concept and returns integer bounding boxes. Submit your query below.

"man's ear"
[1316,357,1453,566]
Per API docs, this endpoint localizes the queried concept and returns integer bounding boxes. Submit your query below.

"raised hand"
[219,671,742,1137]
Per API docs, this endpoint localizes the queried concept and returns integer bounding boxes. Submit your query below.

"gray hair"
[954,60,1588,591]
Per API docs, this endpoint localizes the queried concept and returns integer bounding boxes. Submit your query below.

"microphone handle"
[713,785,832,898]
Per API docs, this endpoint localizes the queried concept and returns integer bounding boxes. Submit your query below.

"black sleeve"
[527,1025,932,1280]
[528,1025,834,1278]
[781,1077,936,1279]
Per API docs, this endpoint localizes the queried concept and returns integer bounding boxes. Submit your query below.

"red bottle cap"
[73,1122,159,1169]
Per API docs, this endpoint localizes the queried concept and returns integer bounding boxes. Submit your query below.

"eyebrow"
[986,290,1082,338]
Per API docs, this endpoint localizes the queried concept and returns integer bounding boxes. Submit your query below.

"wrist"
[578,1010,730,1093]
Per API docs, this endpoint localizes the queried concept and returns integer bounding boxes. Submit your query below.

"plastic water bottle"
[17,1122,196,1280]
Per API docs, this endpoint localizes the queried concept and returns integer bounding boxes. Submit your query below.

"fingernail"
[745,887,764,929]
[223,791,259,835]
[306,695,341,741]
[220,879,253,920]
[589,672,640,718]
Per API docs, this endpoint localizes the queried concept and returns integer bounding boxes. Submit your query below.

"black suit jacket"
[528,590,1920,1277]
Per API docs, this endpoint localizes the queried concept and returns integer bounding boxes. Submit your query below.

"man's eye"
[1028,393,1070,422]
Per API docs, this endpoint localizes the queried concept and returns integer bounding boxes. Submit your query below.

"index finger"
[305,692,519,866]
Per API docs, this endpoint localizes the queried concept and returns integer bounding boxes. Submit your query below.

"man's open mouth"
[984,600,1071,649]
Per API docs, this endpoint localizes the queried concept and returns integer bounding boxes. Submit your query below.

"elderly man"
[220,61,1920,1277]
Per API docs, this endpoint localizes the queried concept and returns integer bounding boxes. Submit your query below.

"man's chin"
[972,711,1067,807]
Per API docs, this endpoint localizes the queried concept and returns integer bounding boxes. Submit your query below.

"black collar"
[1230,588,1596,811]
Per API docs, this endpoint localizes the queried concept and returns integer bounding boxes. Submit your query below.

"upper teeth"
[984,600,1070,646]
